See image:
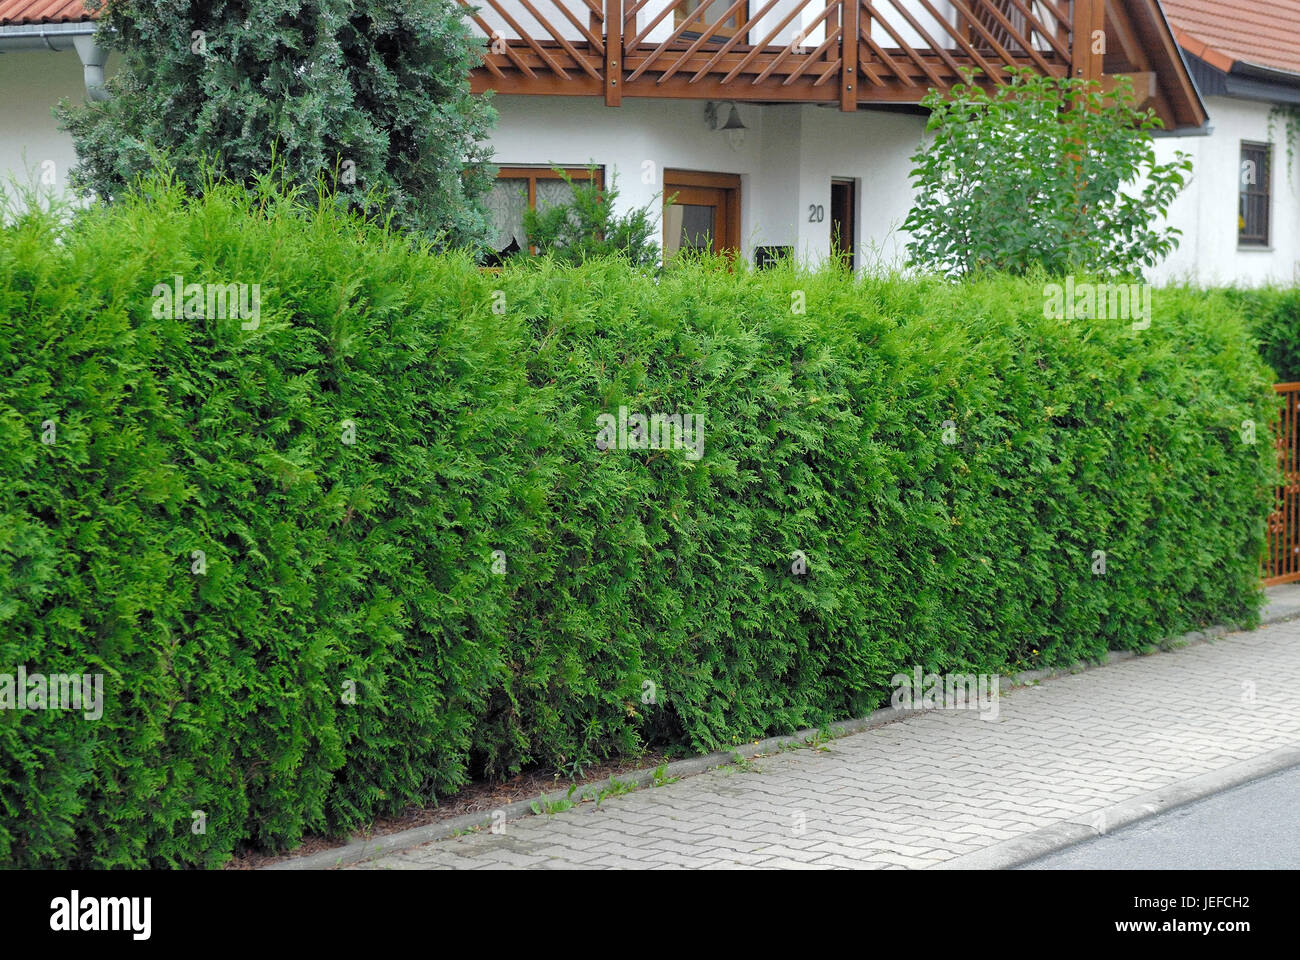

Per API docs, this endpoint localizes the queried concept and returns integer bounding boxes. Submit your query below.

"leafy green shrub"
[520,167,663,269]
[905,68,1192,278]
[0,179,1274,867]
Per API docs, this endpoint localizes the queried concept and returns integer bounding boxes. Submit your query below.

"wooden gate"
[1266,382,1300,585]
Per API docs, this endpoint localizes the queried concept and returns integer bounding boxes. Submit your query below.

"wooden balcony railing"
[461,0,1082,109]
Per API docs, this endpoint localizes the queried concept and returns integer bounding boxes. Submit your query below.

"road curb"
[266,590,1300,870]
[935,743,1300,870]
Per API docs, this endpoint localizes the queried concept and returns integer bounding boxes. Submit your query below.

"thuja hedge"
[1231,286,1300,382]
[0,180,1275,867]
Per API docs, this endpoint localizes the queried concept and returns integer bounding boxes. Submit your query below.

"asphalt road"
[1021,765,1300,869]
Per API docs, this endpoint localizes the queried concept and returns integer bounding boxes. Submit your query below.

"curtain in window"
[535,178,576,213]
[486,178,529,252]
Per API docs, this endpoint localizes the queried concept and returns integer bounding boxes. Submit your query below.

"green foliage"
[650,763,676,787]
[805,730,832,752]
[0,175,536,866]
[55,0,496,248]
[1267,106,1300,187]
[1231,286,1300,382]
[905,68,1192,278]
[594,777,635,807]
[531,784,579,815]
[0,177,1273,867]
[521,166,663,268]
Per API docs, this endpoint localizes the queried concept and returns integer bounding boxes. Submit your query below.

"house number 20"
[808,204,825,223]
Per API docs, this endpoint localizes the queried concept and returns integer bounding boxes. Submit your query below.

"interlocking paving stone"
[354,618,1300,870]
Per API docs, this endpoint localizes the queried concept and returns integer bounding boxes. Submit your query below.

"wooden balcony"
[461,0,1206,129]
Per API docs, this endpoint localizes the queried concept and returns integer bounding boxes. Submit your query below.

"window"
[675,0,743,39]
[486,166,603,260]
[1239,143,1271,247]
[663,170,741,257]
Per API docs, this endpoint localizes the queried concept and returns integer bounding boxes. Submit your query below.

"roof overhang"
[1119,0,1209,133]
[1183,50,1300,110]
[1170,17,1300,108]
[0,20,93,49]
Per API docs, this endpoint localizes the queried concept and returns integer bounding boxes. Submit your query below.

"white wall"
[1151,95,1300,287]
[487,93,925,268]
[793,104,920,266]
[0,50,87,199]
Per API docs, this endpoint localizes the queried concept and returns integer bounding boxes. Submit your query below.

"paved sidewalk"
[354,598,1300,870]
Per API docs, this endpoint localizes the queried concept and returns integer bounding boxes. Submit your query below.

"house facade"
[0,2,107,196]
[1,0,1295,284]
[1149,0,1300,285]
[472,0,1207,269]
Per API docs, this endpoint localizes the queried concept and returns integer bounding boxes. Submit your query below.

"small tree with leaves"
[522,166,663,268]
[56,0,496,247]
[903,68,1192,279]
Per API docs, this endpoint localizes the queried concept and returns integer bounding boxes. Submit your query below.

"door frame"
[663,169,742,256]
[830,177,856,270]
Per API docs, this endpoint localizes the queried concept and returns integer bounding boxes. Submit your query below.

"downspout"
[72,33,110,101]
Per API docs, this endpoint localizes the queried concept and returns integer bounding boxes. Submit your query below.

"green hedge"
[1230,286,1300,383]
[0,181,1275,867]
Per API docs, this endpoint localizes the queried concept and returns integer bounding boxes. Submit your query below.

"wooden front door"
[663,170,741,258]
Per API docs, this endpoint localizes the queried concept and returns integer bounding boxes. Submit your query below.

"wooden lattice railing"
[461,0,1078,108]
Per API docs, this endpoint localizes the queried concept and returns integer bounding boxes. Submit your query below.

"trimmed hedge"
[0,181,1275,867]
[1231,286,1300,383]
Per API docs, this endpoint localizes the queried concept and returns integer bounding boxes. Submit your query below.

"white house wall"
[1150,95,1300,287]
[750,0,820,50]
[795,103,920,266]
[487,93,924,267]
[0,50,86,199]
[0,45,926,269]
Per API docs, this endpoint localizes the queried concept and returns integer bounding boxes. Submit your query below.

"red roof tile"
[1162,0,1300,78]
[0,0,94,25]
